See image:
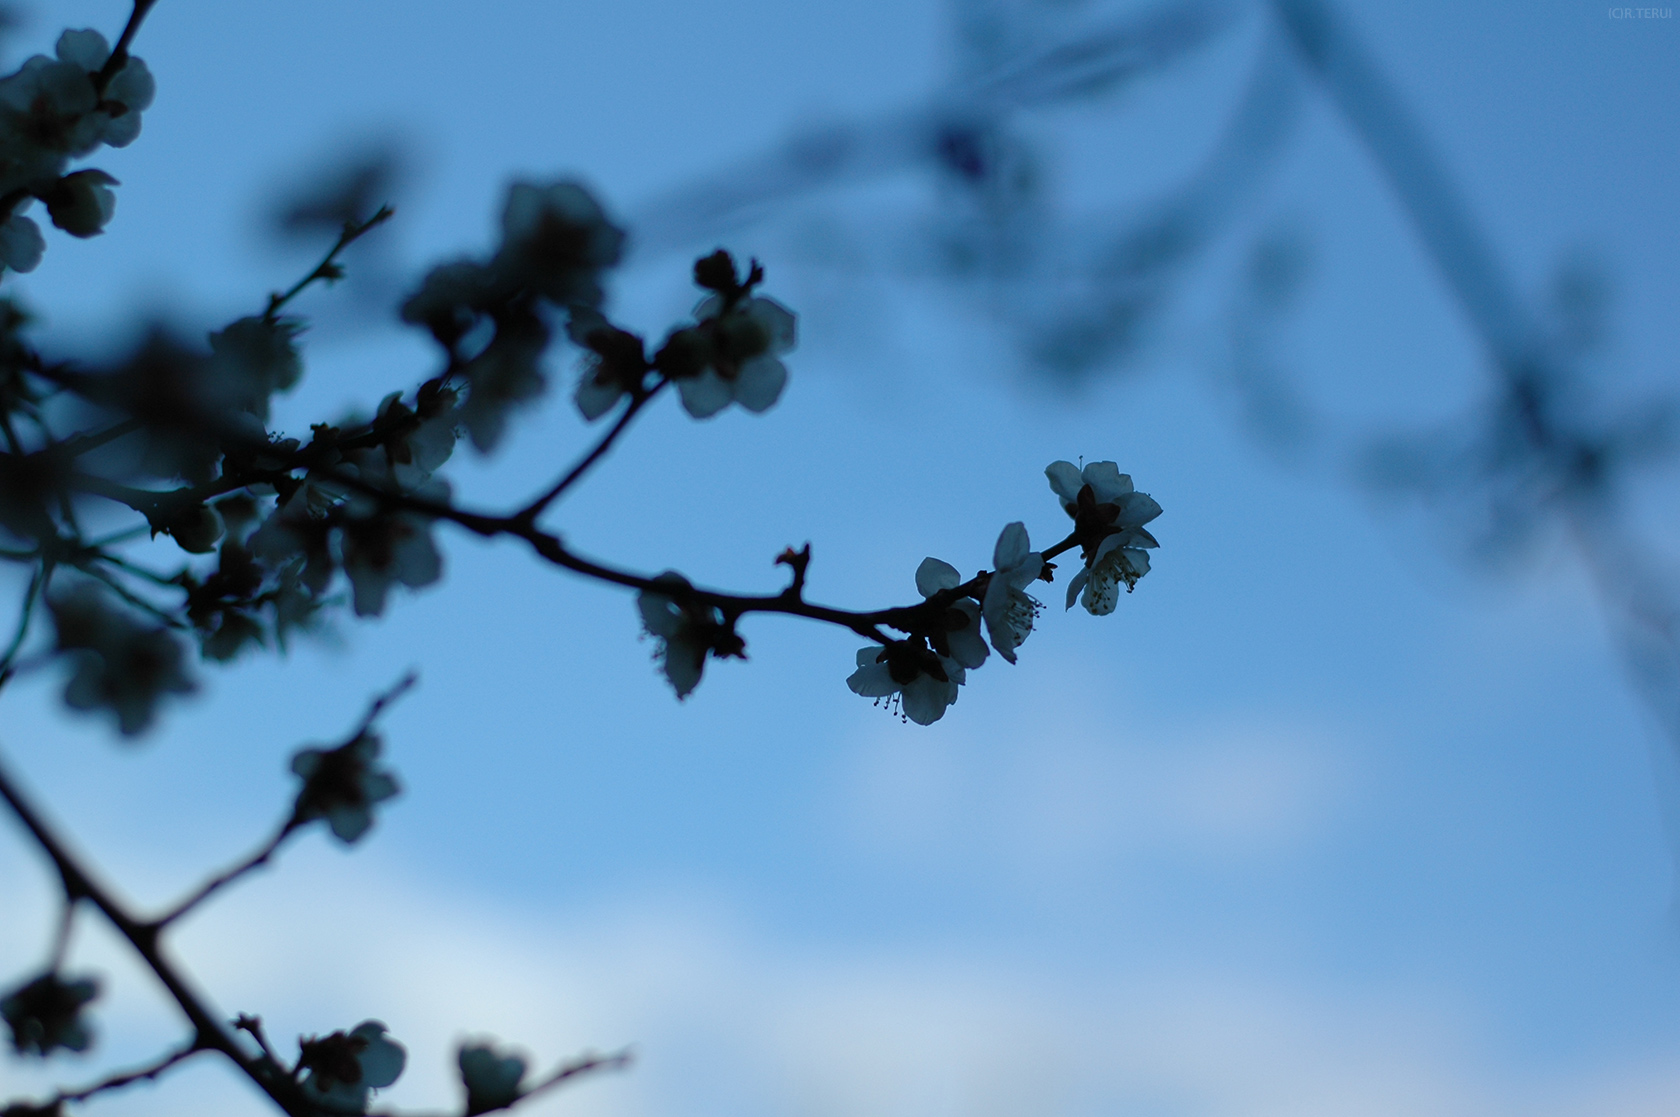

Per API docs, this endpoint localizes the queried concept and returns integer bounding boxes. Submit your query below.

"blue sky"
[3,2,1680,1115]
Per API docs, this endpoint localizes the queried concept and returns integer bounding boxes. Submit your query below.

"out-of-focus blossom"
[661,293,797,419]
[290,733,401,844]
[2,972,99,1057]
[40,168,115,236]
[0,214,44,273]
[493,180,624,309]
[568,308,649,421]
[207,316,303,423]
[298,1021,406,1113]
[458,1042,527,1115]
[49,584,195,736]
[458,310,548,453]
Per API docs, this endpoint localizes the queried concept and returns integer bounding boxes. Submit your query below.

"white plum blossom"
[49,583,196,736]
[338,473,447,618]
[0,30,155,201]
[847,641,965,725]
[666,293,796,419]
[290,733,401,844]
[299,1020,407,1113]
[458,1042,528,1115]
[1045,459,1161,615]
[637,572,743,699]
[457,311,548,453]
[568,307,649,421]
[494,180,625,308]
[374,389,459,485]
[914,557,988,669]
[981,522,1042,662]
[207,315,304,422]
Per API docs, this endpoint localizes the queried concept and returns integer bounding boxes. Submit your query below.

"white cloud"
[6,861,1676,1117]
[836,671,1355,881]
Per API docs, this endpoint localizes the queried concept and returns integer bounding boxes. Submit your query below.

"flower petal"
[900,676,956,725]
[662,631,706,699]
[847,659,898,698]
[992,522,1030,570]
[748,297,798,352]
[1045,461,1083,508]
[937,654,966,686]
[1082,566,1121,615]
[352,1022,407,1089]
[55,29,109,70]
[947,622,990,670]
[1081,461,1133,503]
[1115,491,1163,527]
[0,215,45,274]
[1064,566,1088,611]
[675,368,731,418]
[733,354,787,413]
[1091,532,1128,565]
[575,375,623,421]
[915,557,961,597]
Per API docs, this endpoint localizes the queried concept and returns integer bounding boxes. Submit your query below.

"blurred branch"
[265,205,395,320]
[56,1038,204,1103]
[626,0,1235,259]
[152,818,299,928]
[0,751,305,1115]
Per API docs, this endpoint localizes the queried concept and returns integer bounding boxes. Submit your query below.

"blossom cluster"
[402,181,625,451]
[0,29,154,271]
[844,461,1160,723]
[289,731,402,844]
[633,461,1160,725]
[571,248,797,422]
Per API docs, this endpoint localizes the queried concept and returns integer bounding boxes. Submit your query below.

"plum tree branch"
[0,751,308,1116]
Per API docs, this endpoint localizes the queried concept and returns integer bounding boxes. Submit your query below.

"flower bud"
[42,170,118,238]
[692,248,739,293]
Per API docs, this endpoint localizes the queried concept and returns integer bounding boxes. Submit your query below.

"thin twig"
[365,1047,634,1117]
[350,670,419,738]
[86,550,181,588]
[519,1048,635,1104]
[92,0,161,98]
[77,564,185,629]
[1271,0,1533,378]
[234,1015,284,1070]
[84,523,154,549]
[266,206,396,320]
[517,382,667,521]
[0,560,48,675]
[56,1037,204,1103]
[46,894,77,970]
[153,674,415,926]
[0,408,23,454]
[50,418,144,461]
[152,818,298,928]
